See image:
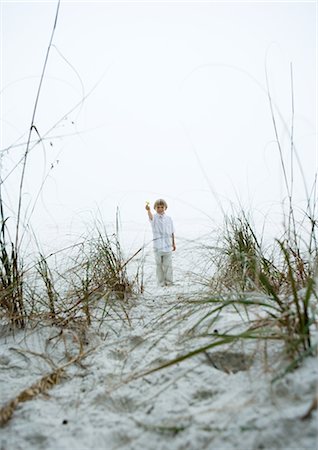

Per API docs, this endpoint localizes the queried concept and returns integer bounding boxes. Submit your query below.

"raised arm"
[145,202,153,221]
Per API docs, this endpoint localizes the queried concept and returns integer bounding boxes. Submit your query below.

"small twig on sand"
[0,348,94,427]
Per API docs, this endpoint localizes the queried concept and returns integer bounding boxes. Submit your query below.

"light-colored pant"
[154,251,173,286]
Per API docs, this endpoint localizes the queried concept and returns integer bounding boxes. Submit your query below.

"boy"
[145,199,176,287]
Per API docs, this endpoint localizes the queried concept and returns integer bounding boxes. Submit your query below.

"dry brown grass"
[0,347,93,427]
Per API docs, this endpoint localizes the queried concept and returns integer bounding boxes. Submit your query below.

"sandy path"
[0,279,317,450]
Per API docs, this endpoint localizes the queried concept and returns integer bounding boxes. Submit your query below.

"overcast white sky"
[0,1,316,254]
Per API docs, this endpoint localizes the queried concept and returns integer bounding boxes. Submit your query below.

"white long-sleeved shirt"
[150,213,174,252]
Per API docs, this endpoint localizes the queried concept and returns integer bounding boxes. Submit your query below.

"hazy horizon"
[1,1,316,255]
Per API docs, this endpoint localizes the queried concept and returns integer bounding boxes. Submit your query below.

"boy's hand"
[145,201,153,220]
[172,243,176,251]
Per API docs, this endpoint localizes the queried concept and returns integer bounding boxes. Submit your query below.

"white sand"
[0,256,317,450]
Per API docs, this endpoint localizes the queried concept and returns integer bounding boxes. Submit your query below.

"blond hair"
[154,198,168,209]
